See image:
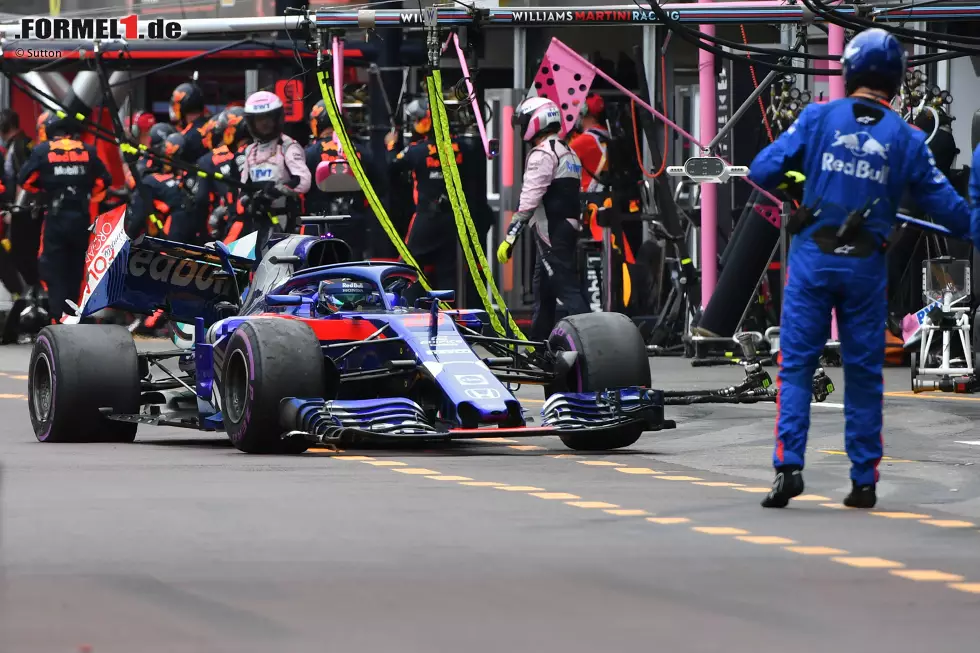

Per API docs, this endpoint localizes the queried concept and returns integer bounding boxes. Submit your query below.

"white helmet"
[244,90,284,143]
[513,97,562,142]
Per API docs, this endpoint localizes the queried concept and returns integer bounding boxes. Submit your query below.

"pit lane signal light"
[666,156,749,184]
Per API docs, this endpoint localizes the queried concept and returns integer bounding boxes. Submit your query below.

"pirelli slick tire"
[547,312,651,451]
[29,325,140,443]
[221,318,325,454]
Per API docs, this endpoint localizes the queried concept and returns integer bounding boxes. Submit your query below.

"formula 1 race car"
[27,210,674,453]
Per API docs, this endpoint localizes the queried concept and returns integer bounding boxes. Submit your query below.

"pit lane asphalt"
[3,341,980,653]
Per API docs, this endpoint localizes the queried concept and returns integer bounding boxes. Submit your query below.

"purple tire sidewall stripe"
[228,327,256,447]
[34,335,56,442]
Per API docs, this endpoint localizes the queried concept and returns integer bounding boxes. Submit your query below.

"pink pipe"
[828,25,845,341]
[698,20,718,305]
[332,36,344,155]
[550,40,782,208]
[452,33,493,159]
[828,26,846,101]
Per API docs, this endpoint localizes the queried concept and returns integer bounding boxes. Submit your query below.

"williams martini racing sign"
[397,8,681,25]
[11,14,183,40]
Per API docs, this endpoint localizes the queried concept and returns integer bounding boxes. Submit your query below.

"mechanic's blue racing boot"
[843,482,877,509]
[761,465,805,508]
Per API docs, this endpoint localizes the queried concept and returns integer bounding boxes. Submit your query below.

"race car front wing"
[540,388,669,431]
[279,388,674,446]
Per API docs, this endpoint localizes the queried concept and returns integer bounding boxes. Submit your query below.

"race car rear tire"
[221,318,325,454]
[547,312,651,451]
[29,325,140,443]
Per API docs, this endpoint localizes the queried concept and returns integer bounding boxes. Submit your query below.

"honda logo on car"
[128,250,228,295]
[465,388,501,399]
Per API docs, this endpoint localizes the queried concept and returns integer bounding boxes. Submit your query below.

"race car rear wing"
[67,205,254,326]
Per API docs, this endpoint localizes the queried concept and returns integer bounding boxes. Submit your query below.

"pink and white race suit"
[240,134,311,215]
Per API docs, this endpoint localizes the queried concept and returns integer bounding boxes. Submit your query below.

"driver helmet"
[47,114,79,140]
[842,28,908,98]
[405,97,431,136]
[170,82,205,125]
[310,100,332,139]
[221,106,249,149]
[153,132,185,172]
[316,279,379,314]
[244,90,284,144]
[513,97,562,142]
[128,110,157,144]
[36,111,56,143]
[576,93,605,130]
[206,111,227,151]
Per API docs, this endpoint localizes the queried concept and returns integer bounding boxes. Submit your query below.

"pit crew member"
[239,91,311,256]
[748,28,974,509]
[170,82,211,164]
[18,116,111,323]
[385,98,464,292]
[126,133,197,243]
[207,107,253,243]
[306,101,379,258]
[1,109,31,201]
[189,111,240,239]
[497,97,589,341]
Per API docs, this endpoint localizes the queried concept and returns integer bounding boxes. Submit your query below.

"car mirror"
[266,294,309,306]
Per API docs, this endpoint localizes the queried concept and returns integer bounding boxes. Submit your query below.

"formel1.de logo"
[17,15,183,40]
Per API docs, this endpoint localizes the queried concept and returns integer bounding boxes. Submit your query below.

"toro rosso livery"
[28,211,672,453]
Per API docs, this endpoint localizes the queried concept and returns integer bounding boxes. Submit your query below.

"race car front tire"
[547,312,651,451]
[221,318,326,454]
[29,325,140,443]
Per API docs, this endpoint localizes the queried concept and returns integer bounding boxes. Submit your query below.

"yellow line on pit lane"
[340,459,980,598]
[885,391,980,402]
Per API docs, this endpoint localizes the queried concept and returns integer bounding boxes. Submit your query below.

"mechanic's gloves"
[778,170,805,202]
[273,182,297,198]
[497,214,529,264]
[208,205,228,240]
[121,144,141,166]
[496,240,513,264]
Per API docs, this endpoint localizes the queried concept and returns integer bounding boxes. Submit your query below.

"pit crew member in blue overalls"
[969,141,980,256]
[497,97,589,341]
[748,28,975,509]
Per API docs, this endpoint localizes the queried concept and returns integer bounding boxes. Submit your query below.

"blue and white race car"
[27,212,673,453]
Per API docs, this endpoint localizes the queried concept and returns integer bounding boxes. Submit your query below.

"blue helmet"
[842,28,908,98]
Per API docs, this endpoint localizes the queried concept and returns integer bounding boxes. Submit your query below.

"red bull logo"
[821,154,889,184]
[823,130,890,184]
[830,130,889,159]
